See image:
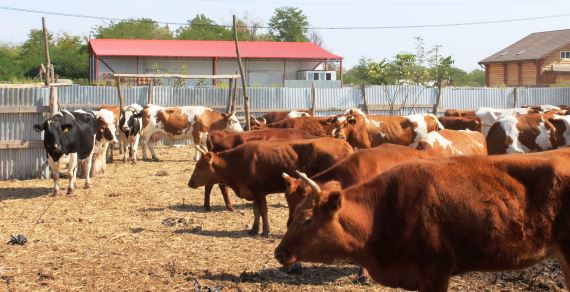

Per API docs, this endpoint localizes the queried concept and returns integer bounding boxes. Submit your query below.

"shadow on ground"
[0,187,53,201]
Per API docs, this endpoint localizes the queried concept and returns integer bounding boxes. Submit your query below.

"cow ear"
[33,123,45,132]
[325,116,337,124]
[221,113,228,119]
[322,191,342,215]
[133,112,142,118]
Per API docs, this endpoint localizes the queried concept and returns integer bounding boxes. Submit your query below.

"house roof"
[479,29,570,64]
[89,39,343,60]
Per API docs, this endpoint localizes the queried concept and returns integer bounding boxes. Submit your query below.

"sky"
[0,0,569,71]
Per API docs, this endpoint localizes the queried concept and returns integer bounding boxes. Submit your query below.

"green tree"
[176,14,231,40]
[268,7,309,42]
[93,18,172,39]
[18,29,52,78]
[0,43,24,81]
[452,68,484,87]
[51,33,89,79]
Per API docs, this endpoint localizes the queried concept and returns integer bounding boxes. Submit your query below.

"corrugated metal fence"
[1,85,570,180]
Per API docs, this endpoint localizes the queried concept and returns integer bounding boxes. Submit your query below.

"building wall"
[506,63,519,86]
[487,64,505,87]
[95,57,324,87]
[520,61,537,85]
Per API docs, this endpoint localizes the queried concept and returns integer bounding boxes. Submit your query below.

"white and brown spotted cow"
[331,108,444,149]
[417,129,487,156]
[486,113,570,155]
[140,105,243,161]
[89,108,119,175]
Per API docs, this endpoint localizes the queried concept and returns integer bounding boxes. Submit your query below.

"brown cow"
[250,110,311,129]
[417,129,487,156]
[202,128,318,211]
[188,137,354,235]
[444,109,476,117]
[140,104,242,161]
[262,116,338,137]
[331,109,443,149]
[97,104,121,161]
[438,116,482,132]
[276,148,570,291]
[486,113,570,155]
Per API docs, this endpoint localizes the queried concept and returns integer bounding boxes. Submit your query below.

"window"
[313,72,320,80]
[561,51,570,59]
[326,73,332,80]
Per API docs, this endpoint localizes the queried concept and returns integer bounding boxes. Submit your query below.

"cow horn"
[332,127,339,137]
[259,117,267,124]
[195,144,208,155]
[282,172,291,180]
[295,170,321,194]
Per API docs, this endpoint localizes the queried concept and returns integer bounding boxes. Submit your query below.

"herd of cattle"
[32,103,570,291]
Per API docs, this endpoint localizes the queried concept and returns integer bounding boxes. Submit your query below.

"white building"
[88,39,343,87]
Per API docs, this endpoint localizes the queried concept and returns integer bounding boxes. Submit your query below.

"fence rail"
[1,85,569,180]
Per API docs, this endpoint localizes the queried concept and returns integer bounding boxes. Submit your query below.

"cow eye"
[62,125,72,133]
[302,217,313,225]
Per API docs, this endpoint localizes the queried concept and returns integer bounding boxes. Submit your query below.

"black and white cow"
[119,104,144,163]
[34,110,97,195]
[90,108,119,175]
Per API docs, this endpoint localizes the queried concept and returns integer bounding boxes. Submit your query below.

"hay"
[0,146,565,291]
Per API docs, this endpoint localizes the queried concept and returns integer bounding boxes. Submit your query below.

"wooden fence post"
[432,84,443,115]
[311,82,317,116]
[233,15,250,131]
[147,79,153,105]
[361,84,369,114]
[116,77,125,109]
[232,75,238,113]
[42,17,58,116]
[513,87,518,108]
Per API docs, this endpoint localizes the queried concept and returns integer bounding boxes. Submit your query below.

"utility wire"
[198,0,560,5]
[0,5,569,30]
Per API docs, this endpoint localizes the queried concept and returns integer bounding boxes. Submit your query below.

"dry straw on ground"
[0,146,566,291]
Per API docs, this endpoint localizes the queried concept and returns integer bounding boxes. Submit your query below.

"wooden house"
[479,29,570,87]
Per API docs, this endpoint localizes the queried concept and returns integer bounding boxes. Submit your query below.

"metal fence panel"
[2,84,570,180]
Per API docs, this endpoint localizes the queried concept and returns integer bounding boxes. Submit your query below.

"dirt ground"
[0,146,567,291]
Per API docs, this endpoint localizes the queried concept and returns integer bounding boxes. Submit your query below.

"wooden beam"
[310,82,317,116]
[0,82,72,88]
[115,77,125,110]
[361,84,369,114]
[0,140,44,149]
[112,73,241,79]
[0,106,50,113]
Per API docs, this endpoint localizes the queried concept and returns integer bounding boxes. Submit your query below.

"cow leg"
[131,135,141,164]
[258,195,270,236]
[47,155,60,196]
[204,184,213,211]
[554,244,570,289]
[100,141,109,173]
[67,153,79,195]
[122,135,129,162]
[219,184,234,212]
[141,134,150,161]
[146,139,159,161]
[249,199,261,236]
[83,147,95,190]
[419,263,451,292]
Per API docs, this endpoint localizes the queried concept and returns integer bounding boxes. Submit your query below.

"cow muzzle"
[122,126,130,132]
[274,249,297,267]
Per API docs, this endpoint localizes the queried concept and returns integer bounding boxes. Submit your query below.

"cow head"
[119,106,142,134]
[96,109,118,144]
[188,145,218,188]
[276,171,352,267]
[282,172,314,227]
[249,115,267,130]
[222,111,243,132]
[329,115,357,140]
[33,112,76,159]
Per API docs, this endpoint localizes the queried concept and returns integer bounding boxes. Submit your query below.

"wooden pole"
[42,17,58,116]
[311,82,317,116]
[147,79,153,105]
[361,84,369,114]
[432,84,442,115]
[226,78,233,114]
[513,87,518,108]
[233,15,250,131]
[116,77,125,110]
[231,75,238,113]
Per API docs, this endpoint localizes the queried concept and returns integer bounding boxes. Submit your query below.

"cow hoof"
[66,188,74,195]
[131,160,136,165]
[123,158,127,162]
[51,190,60,196]
[152,158,160,162]
[226,206,235,212]
[204,206,212,212]
[356,275,369,284]
[85,183,92,189]
[248,229,259,236]
[260,232,270,238]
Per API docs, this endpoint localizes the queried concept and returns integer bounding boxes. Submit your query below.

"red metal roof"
[89,39,343,60]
